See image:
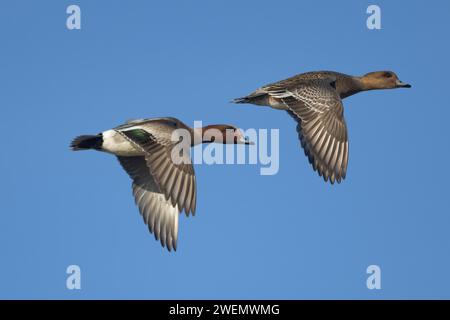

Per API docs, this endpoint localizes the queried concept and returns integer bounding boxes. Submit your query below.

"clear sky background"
[0,0,449,299]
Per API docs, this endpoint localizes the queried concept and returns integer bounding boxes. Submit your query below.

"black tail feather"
[70,134,103,151]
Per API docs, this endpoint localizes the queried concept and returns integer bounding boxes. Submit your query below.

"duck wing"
[269,78,349,184]
[117,128,196,216]
[117,156,180,251]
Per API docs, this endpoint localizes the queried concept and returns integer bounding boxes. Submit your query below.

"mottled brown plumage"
[233,70,411,184]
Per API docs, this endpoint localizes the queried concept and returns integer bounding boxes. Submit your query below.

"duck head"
[361,71,411,90]
[201,124,254,145]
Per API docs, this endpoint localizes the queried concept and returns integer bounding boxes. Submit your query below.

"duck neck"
[358,76,388,92]
[337,76,366,99]
[192,125,227,146]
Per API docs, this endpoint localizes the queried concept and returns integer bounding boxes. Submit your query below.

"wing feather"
[272,79,349,183]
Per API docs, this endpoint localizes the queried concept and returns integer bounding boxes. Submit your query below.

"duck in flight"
[233,71,411,184]
[71,117,252,251]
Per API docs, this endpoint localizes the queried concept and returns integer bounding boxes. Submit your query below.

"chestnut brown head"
[361,71,411,90]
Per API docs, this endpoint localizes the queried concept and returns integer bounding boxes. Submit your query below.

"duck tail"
[70,134,103,151]
[231,90,269,106]
[231,96,251,104]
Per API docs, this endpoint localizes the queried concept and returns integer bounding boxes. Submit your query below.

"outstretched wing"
[118,128,196,215]
[270,78,349,184]
[117,156,180,251]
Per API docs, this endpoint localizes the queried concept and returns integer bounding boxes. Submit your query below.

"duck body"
[101,129,142,156]
[233,70,411,184]
[71,117,251,251]
[73,117,191,157]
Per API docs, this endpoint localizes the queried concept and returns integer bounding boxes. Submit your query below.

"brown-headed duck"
[71,117,252,251]
[233,71,411,184]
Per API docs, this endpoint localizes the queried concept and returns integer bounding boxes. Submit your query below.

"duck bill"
[237,136,255,145]
[396,79,411,88]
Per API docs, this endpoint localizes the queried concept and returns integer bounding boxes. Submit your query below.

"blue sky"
[0,0,449,299]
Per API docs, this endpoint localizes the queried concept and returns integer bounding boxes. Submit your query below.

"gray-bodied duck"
[233,71,411,184]
[71,117,252,251]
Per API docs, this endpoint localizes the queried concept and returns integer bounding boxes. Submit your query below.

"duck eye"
[384,72,393,78]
